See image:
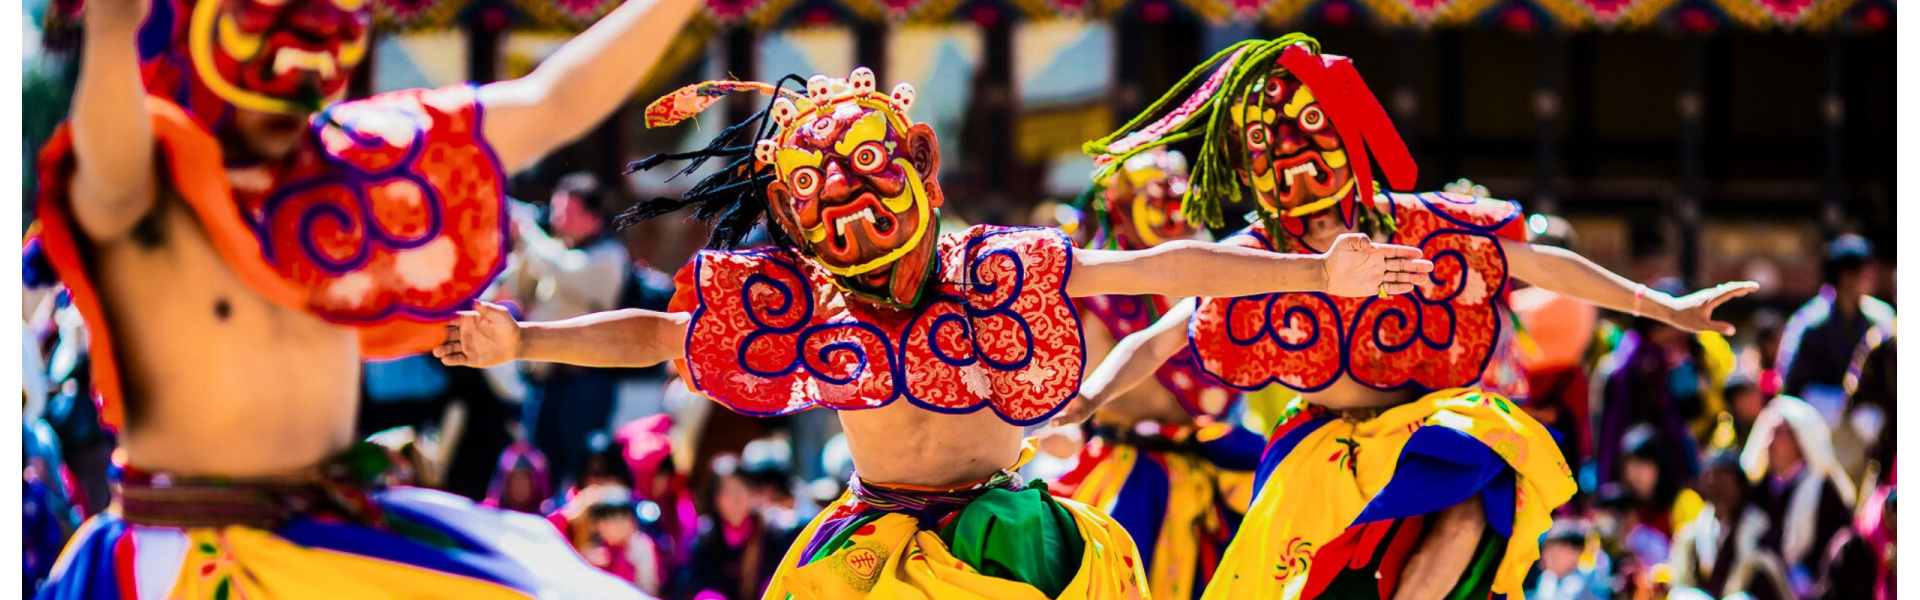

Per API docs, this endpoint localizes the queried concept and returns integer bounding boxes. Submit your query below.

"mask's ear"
[765,182,811,255]
[904,123,942,210]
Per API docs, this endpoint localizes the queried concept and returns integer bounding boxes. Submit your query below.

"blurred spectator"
[1598,425,1699,539]
[483,441,554,514]
[1529,520,1611,600]
[1842,328,1894,476]
[1595,279,1714,490]
[615,415,697,576]
[739,437,806,527]
[1723,376,1766,449]
[584,489,667,595]
[549,434,638,551]
[687,455,799,600]
[1813,478,1894,600]
[358,357,518,501]
[509,173,631,491]
[1671,452,1791,600]
[1741,310,1786,399]
[1777,235,1894,422]
[43,307,111,516]
[1741,395,1855,595]
[24,333,76,596]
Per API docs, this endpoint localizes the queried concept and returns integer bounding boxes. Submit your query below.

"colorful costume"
[1051,422,1262,600]
[1047,150,1262,600]
[1083,35,1574,599]
[626,68,1146,598]
[34,1,635,597]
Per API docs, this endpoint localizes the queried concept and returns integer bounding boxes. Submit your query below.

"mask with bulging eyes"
[760,69,944,309]
[1232,73,1355,221]
[1102,148,1196,250]
[189,0,372,115]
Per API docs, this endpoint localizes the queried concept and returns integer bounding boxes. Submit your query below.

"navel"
[214,298,232,321]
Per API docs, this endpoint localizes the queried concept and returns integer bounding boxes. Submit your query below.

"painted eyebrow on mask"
[834,112,890,157]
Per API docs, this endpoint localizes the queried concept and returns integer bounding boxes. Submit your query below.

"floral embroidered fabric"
[670,226,1086,425]
[1190,192,1525,392]
[246,84,508,341]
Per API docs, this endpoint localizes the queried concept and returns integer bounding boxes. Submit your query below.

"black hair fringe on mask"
[615,74,809,251]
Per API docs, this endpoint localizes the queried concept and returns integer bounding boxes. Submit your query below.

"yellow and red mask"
[759,71,942,309]
[137,0,371,122]
[1099,148,1196,250]
[1083,35,1416,242]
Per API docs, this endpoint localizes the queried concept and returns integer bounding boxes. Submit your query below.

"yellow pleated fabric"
[167,527,534,600]
[1203,388,1575,599]
[1062,427,1254,600]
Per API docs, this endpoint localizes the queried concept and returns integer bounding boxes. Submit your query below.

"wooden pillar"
[979,19,1016,218]
[1677,34,1705,284]
[1393,31,1422,164]
[1113,17,1147,131]
[1532,32,1560,215]
[1436,30,1464,181]
[855,23,888,80]
[1822,33,1845,239]
[466,5,507,84]
[723,26,758,124]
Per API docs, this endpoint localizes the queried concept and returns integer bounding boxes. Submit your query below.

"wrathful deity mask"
[189,0,371,115]
[1082,35,1415,241]
[1232,74,1354,220]
[760,70,942,309]
[1102,149,1196,249]
[634,68,942,310]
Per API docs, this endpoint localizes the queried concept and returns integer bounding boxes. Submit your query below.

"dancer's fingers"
[1375,243,1424,260]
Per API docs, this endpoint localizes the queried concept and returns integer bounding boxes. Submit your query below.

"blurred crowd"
[22,176,1896,600]
[1510,225,1896,600]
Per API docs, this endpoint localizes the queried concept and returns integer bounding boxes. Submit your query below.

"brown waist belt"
[118,444,391,530]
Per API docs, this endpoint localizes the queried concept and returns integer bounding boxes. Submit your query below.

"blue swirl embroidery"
[253,101,446,275]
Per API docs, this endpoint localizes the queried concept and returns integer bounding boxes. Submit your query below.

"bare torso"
[1299,379,1422,411]
[96,190,361,478]
[836,401,1026,487]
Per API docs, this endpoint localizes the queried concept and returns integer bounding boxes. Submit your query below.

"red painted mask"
[1102,148,1196,249]
[761,70,944,309]
[189,0,371,114]
[1233,74,1355,220]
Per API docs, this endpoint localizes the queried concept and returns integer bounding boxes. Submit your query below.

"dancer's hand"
[1664,281,1760,335]
[435,301,521,367]
[1322,233,1432,298]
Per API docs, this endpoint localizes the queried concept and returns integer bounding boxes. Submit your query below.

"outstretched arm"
[435,301,689,368]
[1503,238,1758,335]
[1067,234,1433,299]
[68,0,156,241]
[478,0,702,172]
[1052,298,1198,426]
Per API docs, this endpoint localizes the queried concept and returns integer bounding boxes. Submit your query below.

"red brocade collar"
[1190,192,1524,392]
[669,226,1086,426]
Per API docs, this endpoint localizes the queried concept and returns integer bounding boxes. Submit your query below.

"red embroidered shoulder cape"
[669,225,1086,426]
[1191,192,1525,392]
[1077,295,1239,420]
[34,86,507,429]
